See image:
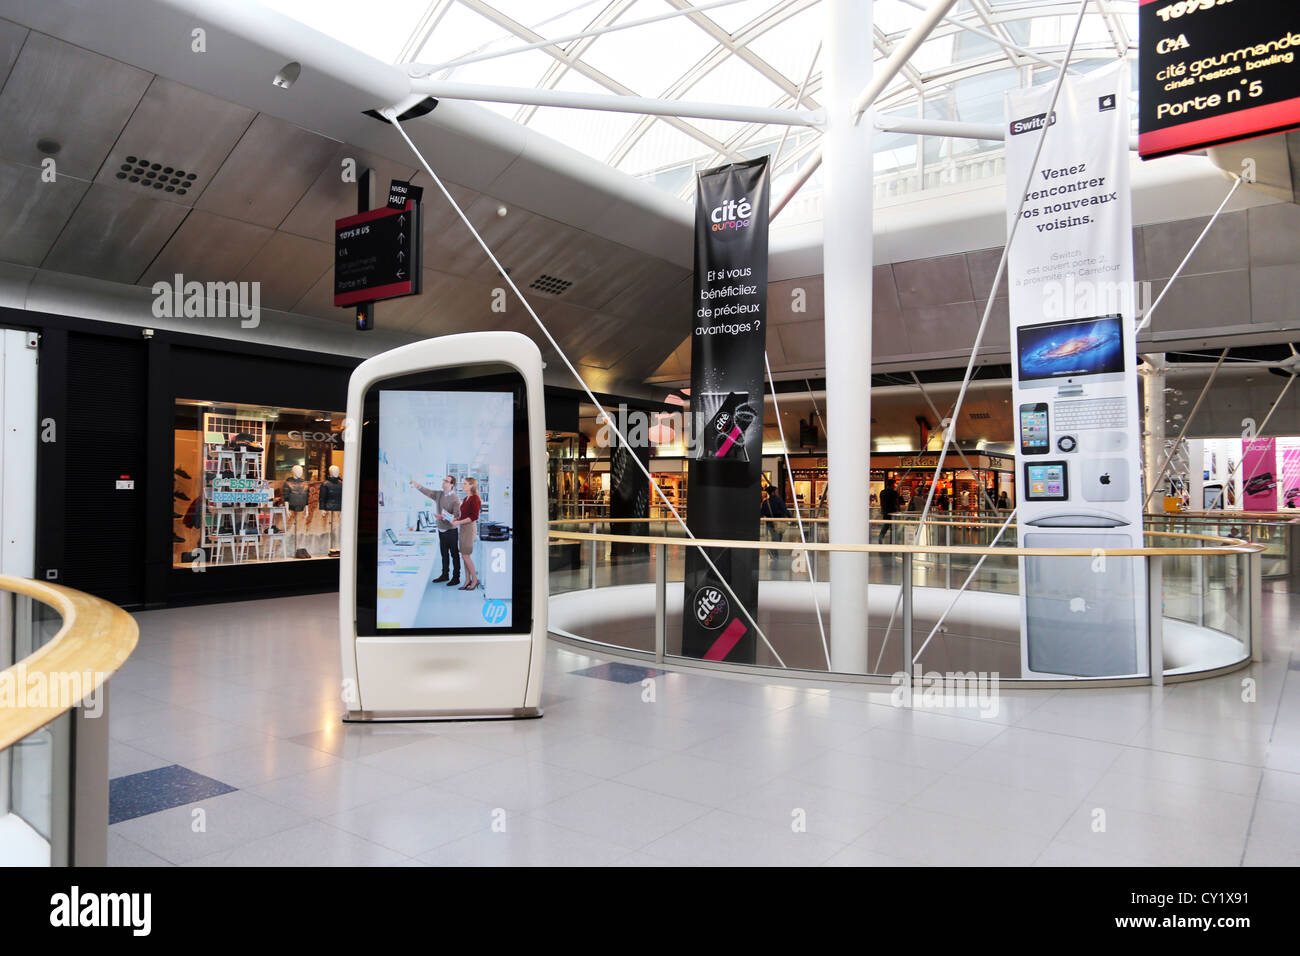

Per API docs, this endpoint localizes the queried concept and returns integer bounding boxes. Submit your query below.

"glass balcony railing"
[0,577,138,867]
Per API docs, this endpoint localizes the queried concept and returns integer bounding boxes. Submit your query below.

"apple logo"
[1069,597,1086,613]
[1099,473,1111,485]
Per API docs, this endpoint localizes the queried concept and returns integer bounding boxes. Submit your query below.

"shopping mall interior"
[1,0,1299,878]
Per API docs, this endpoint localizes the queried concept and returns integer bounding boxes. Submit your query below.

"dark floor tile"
[109,765,237,824]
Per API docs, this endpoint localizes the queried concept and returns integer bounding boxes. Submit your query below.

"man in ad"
[411,474,461,587]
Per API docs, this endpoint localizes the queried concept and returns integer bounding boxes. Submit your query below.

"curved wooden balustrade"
[0,575,138,751]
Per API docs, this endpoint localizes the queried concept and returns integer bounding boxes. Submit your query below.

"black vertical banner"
[609,430,649,559]
[682,157,769,662]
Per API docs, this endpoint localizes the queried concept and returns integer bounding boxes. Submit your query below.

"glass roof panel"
[743,5,822,83]
[255,0,1143,207]
[581,0,719,96]
[413,3,515,67]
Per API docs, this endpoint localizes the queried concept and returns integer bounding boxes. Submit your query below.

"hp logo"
[482,600,508,624]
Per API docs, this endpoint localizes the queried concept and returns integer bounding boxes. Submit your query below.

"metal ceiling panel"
[0,32,151,180]
[235,230,333,312]
[1247,202,1300,270]
[95,76,256,206]
[872,265,900,318]
[892,254,976,309]
[983,298,1011,351]
[901,301,980,355]
[964,247,1009,303]
[140,209,273,286]
[768,276,823,326]
[600,261,692,323]
[195,113,338,229]
[41,183,188,283]
[0,157,90,266]
[292,265,350,323]
[424,194,544,282]
[280,145,421,243]
[382,269,487,335]
[873,306,912,358]
[648,337,687,383]
[0,18,27,87]
[1142,210,1249,280]
[776,321,825,365]
[1144,270,1253,335]
[1251,266,1300,330]
[540,239,648,313]
[573,314,646,370]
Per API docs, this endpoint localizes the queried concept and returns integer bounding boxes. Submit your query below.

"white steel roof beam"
[405,77,823,126]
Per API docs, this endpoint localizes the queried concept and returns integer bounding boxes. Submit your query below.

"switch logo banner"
[1005,62,1149,679]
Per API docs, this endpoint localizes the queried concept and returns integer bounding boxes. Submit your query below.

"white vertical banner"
[1004,61,1149,679]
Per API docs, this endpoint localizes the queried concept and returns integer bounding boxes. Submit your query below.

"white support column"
[1142,357,1166,503]
[824,0,873,673]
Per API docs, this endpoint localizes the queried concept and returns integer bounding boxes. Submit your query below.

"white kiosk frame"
[339,332,547,720]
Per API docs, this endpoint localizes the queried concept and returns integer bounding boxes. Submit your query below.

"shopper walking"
[878,478,900,545]
[760,486,790,566]
[451,476,482,591]
[998,490,1010,510]
[411,475,461,587]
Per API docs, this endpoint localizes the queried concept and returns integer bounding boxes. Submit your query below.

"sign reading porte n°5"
[333,202,422,307]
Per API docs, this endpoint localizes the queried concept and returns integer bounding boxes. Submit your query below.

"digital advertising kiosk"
[339,332,547,720]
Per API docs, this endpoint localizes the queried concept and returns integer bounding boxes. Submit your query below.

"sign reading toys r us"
[682,157,769,663]
[1139,0,1300,159]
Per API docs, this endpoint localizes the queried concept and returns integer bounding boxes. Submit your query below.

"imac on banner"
[1005,61,1149,679]
[338,332,547,719]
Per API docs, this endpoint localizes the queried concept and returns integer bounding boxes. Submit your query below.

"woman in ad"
[451,476,482,591]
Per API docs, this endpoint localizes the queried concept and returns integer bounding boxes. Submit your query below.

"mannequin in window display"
[282,465,311,558]
[320,464,343,555]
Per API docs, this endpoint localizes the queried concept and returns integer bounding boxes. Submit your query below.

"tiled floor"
[105,588,1300,866]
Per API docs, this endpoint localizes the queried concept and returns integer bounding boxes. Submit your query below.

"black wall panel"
[62,334,147,606]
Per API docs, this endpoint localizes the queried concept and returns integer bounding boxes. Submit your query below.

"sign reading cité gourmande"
[1139,0,1300,159]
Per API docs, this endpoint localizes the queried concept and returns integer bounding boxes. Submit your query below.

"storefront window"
[172,400,346,569]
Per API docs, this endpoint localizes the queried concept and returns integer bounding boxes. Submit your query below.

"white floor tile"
[184,821,412,866]
[528,780,711,850]
[639,808,845,866]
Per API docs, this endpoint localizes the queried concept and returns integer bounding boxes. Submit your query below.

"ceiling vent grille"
[115,155,198,195]
[528,273,573,296]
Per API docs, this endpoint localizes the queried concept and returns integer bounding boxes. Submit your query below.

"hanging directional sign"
[387,179,424,209]
[1138,0,1300,160]
[333,201,422,307]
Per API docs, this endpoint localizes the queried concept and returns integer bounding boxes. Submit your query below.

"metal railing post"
[945,522,952,590]
[654,543,666,663]
[901,551,914,687]
[1198,539,1207,628]
[1250,549,1263,663]
[1147,554,1164,686]
[589,536,598,590]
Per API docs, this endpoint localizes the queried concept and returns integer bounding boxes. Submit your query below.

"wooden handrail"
[0,575,138,751]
